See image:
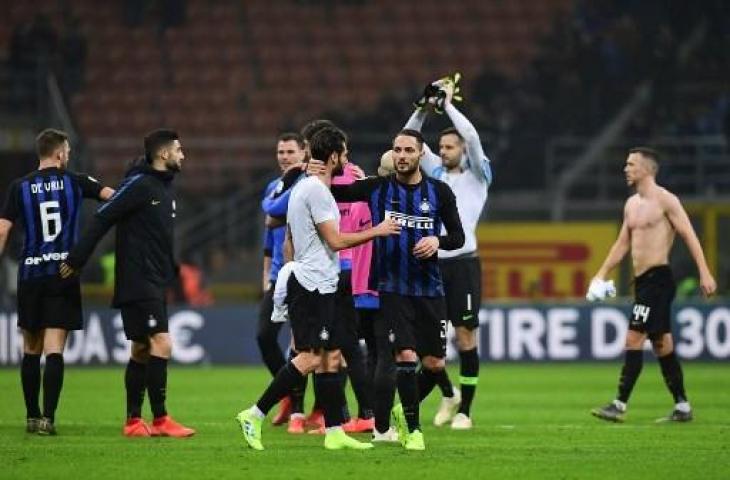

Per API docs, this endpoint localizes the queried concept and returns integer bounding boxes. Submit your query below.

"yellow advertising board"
[477,222,618,299]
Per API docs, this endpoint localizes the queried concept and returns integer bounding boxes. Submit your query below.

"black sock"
[288,352,307,414]
[658,351,688,404]
[341,340,374,419]
[617,350,643,403]
[458,348,479,416]
[21,354,41,419]
[434,369,454,398]
[125,359,147,419]
[373,350,396,433]
[311,373,323,411]
[339,370,351,421]
[315,372,345,428]
[256,361,304,415]
[146,355,168,419]
[396,361,419,432]
[417,368,438,402]
[42,353,64,423]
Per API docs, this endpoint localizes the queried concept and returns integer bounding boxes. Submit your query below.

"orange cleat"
[287,414,306,434]
[150,415,195,438]
[342,417,375,433]
[304,409,324,430]
[272,396,292,426]
[123,417,151,437]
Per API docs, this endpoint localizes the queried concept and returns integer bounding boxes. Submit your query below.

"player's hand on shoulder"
[305,159,326,176]
[413,236,439,259]
[375,217,401,236]
[699,271,717,298]
[586,277,616,302]
[59,262,77,279]
[350,164,366,180]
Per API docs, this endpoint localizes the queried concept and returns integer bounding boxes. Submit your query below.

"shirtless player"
[587,147,716,423]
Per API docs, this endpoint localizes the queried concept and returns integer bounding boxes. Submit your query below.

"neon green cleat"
[390,404,408,447]
[324,428,374,450]
[404,429,425,451]
[235,409,264,450]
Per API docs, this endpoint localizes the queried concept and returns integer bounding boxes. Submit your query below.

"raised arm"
[330,177,381,203]
[664,193,717,297]
[444,103,492,185]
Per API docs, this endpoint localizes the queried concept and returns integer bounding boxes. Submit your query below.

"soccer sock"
[396,361,419,433]
[288,352,307,415]
[617,350,643,404]
[373,351,396,433]
[458,348,479,416]
[146,355,168,419]
[42,353,64,423]
[125,359,147,419]
[256,361,304,415]
[341,341,374,419]
[339,369,351,421]
[311,373,323,411]
[417,368,438,402]
[21,353,41,419]
[434,369,454,398]
[658,351,688,404]
[315,372,345,428]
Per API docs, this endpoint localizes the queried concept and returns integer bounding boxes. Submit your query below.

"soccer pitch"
[1,363,728,480]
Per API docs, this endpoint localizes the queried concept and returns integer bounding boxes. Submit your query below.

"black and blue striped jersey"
[331,174,464,297]
[1,167,103,282]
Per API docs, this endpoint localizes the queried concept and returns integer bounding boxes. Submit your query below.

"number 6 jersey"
[1,167,103,282]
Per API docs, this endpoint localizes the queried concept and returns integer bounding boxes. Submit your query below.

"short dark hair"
[396,129,424,149]
[144,129,179,163]
[309,126,346,162]
[277,132,306,150]
[300,119,338,142]
[439,127,463,141]
[629,146,660,173]
[36,128,69,158]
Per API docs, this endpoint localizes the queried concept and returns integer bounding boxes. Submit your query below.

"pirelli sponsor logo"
[385,210,434,230]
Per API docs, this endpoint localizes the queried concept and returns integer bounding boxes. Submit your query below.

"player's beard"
[396,160,419,176]
[332,158,344,176]
[166,158,182,173]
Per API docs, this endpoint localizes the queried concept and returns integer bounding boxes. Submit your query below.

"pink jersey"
[332,163,378,297]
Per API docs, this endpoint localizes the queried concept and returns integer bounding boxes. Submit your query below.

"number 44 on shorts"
[633,304,651,323]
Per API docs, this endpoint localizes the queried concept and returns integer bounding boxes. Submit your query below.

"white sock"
[612,399,627,412]
[675,401,691,413]
[251,405,266,419]
[325,426,343,434]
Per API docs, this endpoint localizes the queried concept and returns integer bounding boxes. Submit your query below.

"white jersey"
[406,103,492,258]
[286,175,341,293]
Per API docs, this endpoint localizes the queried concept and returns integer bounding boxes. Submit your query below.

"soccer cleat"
[236,409,263,450]
[272,396,292,426]
[123,417,152,437]
[390,404,408,447]
[591,403,626,423]
[434,388,461,427]
[150,415,196,437]
[305,409,325,430]
[342,417,375,433]
[372,427,399,443]
[404,430,425,451]
[656,409,693,423]
[26,417,41,433]
[450,413,473,430]
[37,417,56,436]
[324,428,374,450]
[287,414,306,434]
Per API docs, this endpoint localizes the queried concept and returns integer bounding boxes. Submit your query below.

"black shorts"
[630,265,676,337]
[375,292,447,358]
[287,274,338,351]
[439,255,482,329]
[17,276,83,332]
[120,299,169,342]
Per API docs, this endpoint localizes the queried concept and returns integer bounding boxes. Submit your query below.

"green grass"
[1,363,729,479]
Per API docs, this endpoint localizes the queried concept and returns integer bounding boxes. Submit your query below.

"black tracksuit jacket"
[66,165,177,307]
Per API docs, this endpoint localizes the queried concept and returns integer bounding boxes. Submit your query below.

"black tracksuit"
[66,165,176,307]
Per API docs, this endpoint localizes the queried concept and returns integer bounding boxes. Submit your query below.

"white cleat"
[371,426,399,443]
[433,388,461,427]
[450,413,473,430]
